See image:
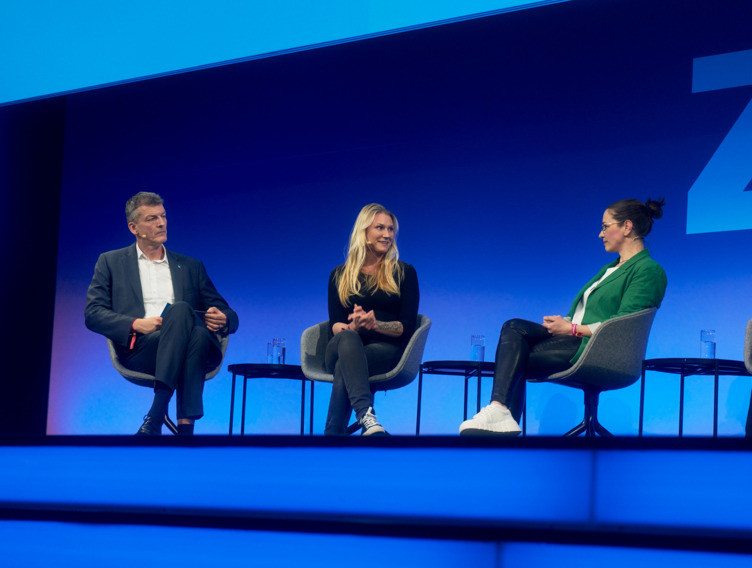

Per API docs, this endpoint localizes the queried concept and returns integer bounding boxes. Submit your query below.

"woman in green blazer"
[460,198,667,436]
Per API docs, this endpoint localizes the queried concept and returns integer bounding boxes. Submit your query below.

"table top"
[643,358,751,376]
[227,363,305,379]
[421,360,495,376]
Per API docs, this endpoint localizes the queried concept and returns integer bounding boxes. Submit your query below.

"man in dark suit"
[85,192,239,435]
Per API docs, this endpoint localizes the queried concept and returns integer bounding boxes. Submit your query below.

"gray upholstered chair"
[300,314,431,433]
[527,307,658,437]
[107,335,229,434]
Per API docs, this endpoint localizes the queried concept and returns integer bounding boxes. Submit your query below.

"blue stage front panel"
[2,443,751,535]
[595,450,752,530]
[0,521,495,568]
[0,446,591,523]
[502,543,752,568]
[4,521,751,568]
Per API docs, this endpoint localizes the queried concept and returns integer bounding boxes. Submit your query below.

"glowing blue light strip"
[0,0,568,106]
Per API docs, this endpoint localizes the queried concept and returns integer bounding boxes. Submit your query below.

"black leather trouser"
[491,318,581,423]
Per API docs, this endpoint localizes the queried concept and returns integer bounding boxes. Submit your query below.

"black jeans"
[324,330,402,435]
[491,319,582,423]
[120,301,220,420]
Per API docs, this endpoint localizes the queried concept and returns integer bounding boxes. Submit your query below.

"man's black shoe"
[135,415,162,436]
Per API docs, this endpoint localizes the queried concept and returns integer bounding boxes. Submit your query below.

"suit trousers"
[323,330,402,435]
[492,318,581,423]
[120,301,220,420]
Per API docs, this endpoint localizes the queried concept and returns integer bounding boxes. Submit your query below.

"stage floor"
[1,436,751,566]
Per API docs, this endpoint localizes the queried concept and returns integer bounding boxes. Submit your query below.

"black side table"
[228,363,311,435]
[640,358,751,437]
[416,360,495,435]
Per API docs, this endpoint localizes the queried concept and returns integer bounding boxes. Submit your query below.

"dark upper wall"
[0,97,65,434]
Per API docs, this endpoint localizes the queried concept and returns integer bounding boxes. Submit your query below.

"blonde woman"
[325,204,420,435]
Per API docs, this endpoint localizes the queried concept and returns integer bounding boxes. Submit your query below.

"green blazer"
[566,249,667,363]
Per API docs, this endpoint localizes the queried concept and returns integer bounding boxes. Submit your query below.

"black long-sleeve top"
[328,261,419,346]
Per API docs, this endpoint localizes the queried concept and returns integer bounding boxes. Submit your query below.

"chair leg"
[563,417,588,437]
[346,422,360,435]
[164,414,178,435]
[589,392,613,436]
[563,390,612,438]
[416,368,423,436]
[594,420,614,437]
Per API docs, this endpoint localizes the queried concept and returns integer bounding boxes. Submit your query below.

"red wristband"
[571,323,577,336]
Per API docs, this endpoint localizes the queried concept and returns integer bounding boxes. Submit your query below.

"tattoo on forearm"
[375,320,403,334]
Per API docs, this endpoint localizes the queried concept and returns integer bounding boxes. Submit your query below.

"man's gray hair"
[126,192,164,223]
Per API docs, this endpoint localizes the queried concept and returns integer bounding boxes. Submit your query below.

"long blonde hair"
[336,203,403,307]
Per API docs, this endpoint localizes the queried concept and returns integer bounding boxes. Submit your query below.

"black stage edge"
[3,433,751,450]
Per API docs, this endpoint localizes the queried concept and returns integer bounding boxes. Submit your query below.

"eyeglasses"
[601,221,622,232]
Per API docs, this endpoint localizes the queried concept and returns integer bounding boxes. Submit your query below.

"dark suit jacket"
[85,244,239,352]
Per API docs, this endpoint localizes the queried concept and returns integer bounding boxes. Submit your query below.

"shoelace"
[361,412,380,429]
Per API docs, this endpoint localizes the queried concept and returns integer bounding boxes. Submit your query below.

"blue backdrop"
[48,0,752,435]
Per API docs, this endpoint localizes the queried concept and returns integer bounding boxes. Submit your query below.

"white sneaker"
[459,404,521,436]
[359,407,387,436]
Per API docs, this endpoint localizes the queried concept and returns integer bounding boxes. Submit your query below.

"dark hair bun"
[645,197,665,220]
